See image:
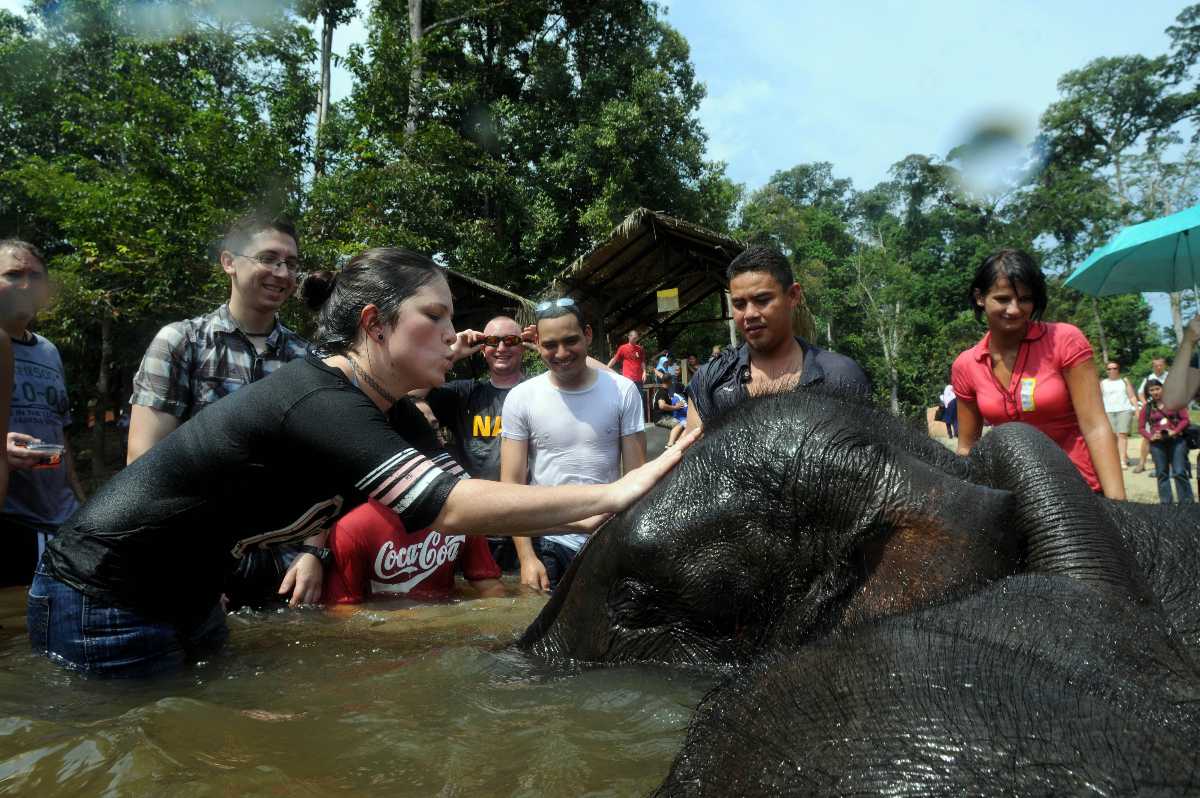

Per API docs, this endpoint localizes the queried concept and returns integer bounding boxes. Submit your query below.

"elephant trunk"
[969,423,1154,606]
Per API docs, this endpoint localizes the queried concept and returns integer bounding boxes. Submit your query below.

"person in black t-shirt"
[425,314,529,570]
[425,315,526,480]
[28,248,695,678]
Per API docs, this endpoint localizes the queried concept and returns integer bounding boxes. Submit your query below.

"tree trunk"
[314,10,335,176]
[1090,296,1110,364]
[1171,290,1184,344]
[825,318,833,349]
[406,0,423,136]
[91,313,112,481]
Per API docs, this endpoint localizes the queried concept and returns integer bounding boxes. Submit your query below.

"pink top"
[951,321,1099,491]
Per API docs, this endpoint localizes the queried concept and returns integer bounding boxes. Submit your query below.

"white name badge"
[1020,377,1037,412]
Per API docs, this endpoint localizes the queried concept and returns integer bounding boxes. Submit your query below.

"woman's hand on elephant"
[279,553,324,607]
[520,557,551,593]
[609,426,700,512]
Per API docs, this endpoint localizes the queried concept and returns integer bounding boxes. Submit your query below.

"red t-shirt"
[951,321,1099,491]
[612,342,646,382]
[322,499,501,604]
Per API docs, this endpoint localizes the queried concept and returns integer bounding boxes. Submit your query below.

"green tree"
[0,0,316,477]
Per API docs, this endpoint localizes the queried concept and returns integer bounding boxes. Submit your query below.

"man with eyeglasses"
[126,213,311,603]
[0,240,86,587]
[501,297,646,592]
[127,213,307,461]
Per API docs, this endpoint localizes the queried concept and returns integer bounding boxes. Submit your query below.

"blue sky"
[662,1,1185,192]
[3,0,1190,328]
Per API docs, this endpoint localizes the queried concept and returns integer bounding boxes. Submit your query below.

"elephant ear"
[969,423,1155,606]
[842,450,1020,623]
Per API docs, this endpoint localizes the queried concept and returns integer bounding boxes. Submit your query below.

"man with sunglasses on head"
[126,212,312,603]
[501,297,646,592]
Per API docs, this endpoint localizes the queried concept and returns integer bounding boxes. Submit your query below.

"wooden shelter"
[444,266,536,331]
[549,208,747,359]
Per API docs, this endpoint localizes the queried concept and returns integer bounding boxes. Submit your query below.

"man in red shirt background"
[608,329,646,387]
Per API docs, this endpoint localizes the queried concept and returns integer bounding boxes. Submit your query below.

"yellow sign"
[657,287,679,313]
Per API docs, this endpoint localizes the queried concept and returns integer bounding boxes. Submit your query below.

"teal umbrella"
[1064,203,1200,297]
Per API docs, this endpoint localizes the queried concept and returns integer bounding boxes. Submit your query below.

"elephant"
[516,389,1200,794]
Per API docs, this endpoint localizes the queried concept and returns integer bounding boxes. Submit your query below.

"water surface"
[0,584,708,796]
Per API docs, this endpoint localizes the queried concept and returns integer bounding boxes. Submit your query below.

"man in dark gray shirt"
[686,245,870,430]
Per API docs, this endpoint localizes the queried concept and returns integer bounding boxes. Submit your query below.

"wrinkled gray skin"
[517,390,1200,795]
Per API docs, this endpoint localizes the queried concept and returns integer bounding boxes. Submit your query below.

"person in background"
[501,297,646,592]
[126,213,311,605]
[654,350,678,384]
[1100,361,1139,470]
[608,329,647,390]
[652,380,686,445]
[1137,378,1192,505]
[687,245,869,432]
[0,240,84,588]
[1133,357,1170,474]
[423,315,527,569]
[709,345,722,362]
[1164,317,1200,412]
[940,383,958,438]
[666,380,688,447]
[321,399,504,605]
[951,249,1124,499]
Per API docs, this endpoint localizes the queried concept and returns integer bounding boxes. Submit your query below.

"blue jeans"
[1150,437,1194,505]
[27,559,228,678]
[539,539,581,591]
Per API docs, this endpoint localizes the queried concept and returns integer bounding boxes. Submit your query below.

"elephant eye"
[608,578,674,629]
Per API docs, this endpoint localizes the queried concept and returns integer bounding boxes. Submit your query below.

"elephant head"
[517,391,1076,667]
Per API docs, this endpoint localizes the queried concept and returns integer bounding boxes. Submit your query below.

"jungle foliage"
[0,1,1198,471]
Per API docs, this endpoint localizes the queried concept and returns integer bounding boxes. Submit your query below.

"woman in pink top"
[951,249,1124,499]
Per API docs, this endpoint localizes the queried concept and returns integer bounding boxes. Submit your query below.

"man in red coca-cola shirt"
[321,447,504,604]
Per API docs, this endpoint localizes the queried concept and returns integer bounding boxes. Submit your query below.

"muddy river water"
[0,583,711,796]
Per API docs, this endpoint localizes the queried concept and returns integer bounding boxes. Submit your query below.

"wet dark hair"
[223,211,299,255]
[0,239,46,269]
[969,248,1048,322]
[301,247,444,354]
[727,245,795,289]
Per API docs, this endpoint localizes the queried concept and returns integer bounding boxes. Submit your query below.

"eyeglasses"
[483,334,522,347]
[534,297,577,317]
[233,251,302,275]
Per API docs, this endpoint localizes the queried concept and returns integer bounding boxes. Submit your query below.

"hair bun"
[300,270,337,311]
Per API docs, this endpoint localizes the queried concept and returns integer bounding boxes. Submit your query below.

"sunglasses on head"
[483,334,522,347]
[534,297,577,318]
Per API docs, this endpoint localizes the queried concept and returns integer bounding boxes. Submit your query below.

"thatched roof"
[550,208,745,352]
[444,266,536,330]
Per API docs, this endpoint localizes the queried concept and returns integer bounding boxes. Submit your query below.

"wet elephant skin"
[517,389,1200,795]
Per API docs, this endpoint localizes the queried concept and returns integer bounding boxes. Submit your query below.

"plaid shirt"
[130,304,309,421]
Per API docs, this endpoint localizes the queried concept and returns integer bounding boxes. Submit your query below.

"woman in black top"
[29,248,693,677]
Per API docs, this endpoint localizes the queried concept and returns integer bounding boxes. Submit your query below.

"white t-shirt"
[502,368,645,551]
[1101,377,1134,413]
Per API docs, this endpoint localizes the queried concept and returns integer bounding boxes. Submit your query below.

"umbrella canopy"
[1064,203,1200,297]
